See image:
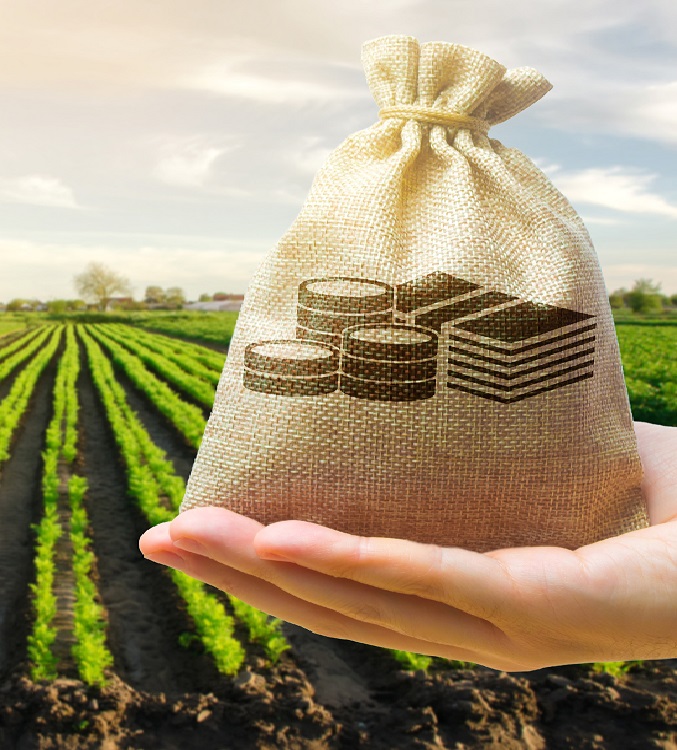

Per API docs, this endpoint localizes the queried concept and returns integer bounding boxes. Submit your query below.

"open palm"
[140,421,677,671]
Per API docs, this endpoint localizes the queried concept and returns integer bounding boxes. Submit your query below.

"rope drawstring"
[379,105,489,134]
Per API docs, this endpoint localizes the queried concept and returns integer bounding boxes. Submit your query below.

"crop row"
[104,323,223,386]
[92,323,217,408]
[0,326,62,463]
[27,325,113,684]
[86,325,206,449]
[0,325,54,385]
[0,325,47,364]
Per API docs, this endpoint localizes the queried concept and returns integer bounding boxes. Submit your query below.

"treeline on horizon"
[1,264,676,318]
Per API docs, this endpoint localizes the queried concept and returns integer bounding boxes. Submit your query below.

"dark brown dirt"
[0,348,59,675]
[1,659,677,749]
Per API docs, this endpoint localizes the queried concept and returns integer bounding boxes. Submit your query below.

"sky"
[1,0,676,303]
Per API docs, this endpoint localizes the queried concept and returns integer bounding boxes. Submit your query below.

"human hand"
[139,421,677,671]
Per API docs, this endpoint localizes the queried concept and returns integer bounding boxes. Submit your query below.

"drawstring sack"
[181,35,648,552]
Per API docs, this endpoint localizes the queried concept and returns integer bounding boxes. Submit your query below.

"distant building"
[106,296,135,311]
[184,300,243,312]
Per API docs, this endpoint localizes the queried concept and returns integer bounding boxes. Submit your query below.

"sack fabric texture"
[181,34,649,552]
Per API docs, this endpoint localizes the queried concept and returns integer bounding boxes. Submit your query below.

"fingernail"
[144,550,187,569]
[172,536,207,554]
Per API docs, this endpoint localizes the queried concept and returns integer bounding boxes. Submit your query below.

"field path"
[0,355,57,676]
[49,455,78,676]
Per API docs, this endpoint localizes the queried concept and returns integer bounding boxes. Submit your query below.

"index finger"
[253,520,516,620]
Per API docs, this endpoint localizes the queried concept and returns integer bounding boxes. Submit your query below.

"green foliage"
[0,326,45,363]
[0,318,28,338]
[27,326,114,685]
[27,509,61,681]
[127,311,237,348]
[0,327,61,463]
[616,323,677,426]
[229,598,290,664]
[625,292,665,315]
[87,324,206,449]
[609,278,673,317]
[391,650,432,671]
[105,323,224,385]
[592,661,643,678]
[171,571,245,675]
[93,324,218,406]
[0,325,54,383]
[69,474,114,685]
[80,326,246,674]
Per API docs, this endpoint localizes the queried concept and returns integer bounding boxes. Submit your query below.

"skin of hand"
[139,421,677,672]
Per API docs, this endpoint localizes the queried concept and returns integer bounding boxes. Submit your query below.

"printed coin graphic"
[296,277,395,346]
[340,324,438,402]
[298,278,394,314]
[243,340,339,397]
[343,324,438,361]
[296,325,344,347]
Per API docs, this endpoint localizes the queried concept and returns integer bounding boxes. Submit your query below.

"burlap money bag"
[181,35,649,551]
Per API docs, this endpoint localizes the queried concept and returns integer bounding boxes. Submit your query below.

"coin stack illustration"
[296,278,394,347]
[242,272,596,403]
[340,323,438,401]
[244,340,339,397]
[445,301,597,403]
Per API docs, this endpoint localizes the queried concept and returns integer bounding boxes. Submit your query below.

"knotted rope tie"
[379,105,490,134]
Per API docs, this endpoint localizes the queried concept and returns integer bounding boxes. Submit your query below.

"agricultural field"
[128,311,239,349]
[0,320,675,749]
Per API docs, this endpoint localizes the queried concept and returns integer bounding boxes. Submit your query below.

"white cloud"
[283,136,333,176]
[626,81,677,145]
[544,79,677,147]
[579,215,626,226]
[602,263,677,293]
[0,175,79,208]
[541,164,677,219]
[153,137,235,188]
[182,63,365,104]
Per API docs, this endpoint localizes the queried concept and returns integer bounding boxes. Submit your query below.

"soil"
[1,340,676,748]
[0,352,58,675]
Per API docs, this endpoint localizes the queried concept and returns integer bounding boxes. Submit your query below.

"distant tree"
[6,298,29,312]
[47,299,68,314]
[671,294,677,308]
[630,278,662,295]
[165,286,185,305]
[608,287,627,309]
[626,278,664,315]
[145,285,165,304]
[213,292,228,301]
[198,293,212,302]
[74,263,131,312]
